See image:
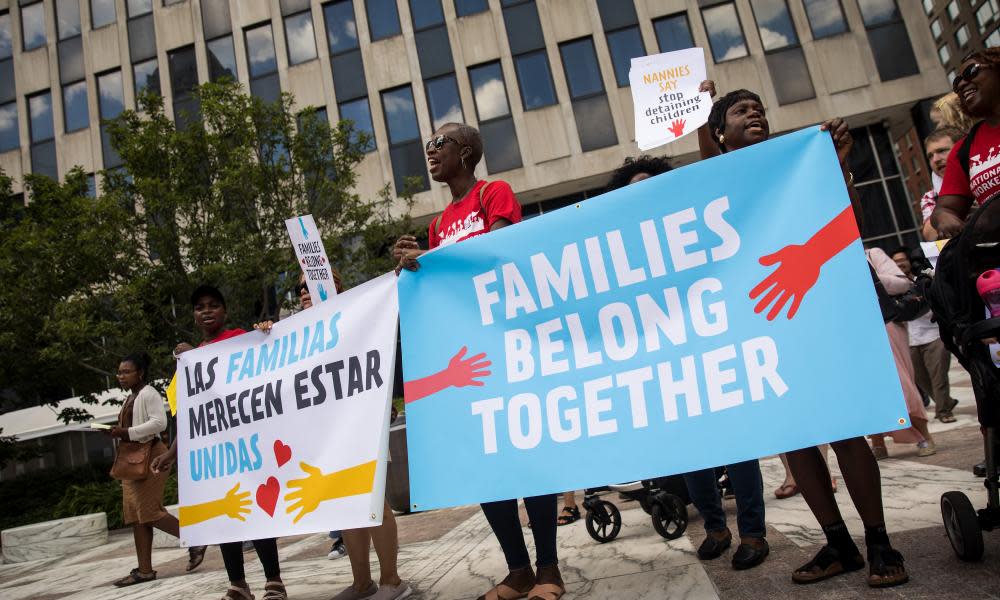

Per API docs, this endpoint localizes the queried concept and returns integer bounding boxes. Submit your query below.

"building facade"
[922,0,1000,80]
[1,0,948,251]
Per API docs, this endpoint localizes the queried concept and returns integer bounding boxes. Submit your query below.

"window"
[922,0,933,13]
[503,1,558,110]
[857,0,918,81]
[56,0,82,40]
[97,70,125,167]
[338,97,375,151]
[802,0,847,38]
[849,124,920,251]
[169,45,199,127]
[956,24,970,48]
[128,14,157,62]
[133,58,161,98]
[930,19,942,40]
[1,12,16,106]
[245,23,281,103]
[410,0,462,129]
[597,0,644,87]
[62,80,89,132]
[977,1,999,31]
[128,0,152,16]
[701,1,748,62]
[560,37,616,151]
[455,0,488,17]
[29,91,57,179]
[947,69,956,83]
[21,1,46,51]
[282,1,318,65]
[425,75,462,130]
[207,36,238,81]
[653,13,695,53]
[91,0,116,28]
[324,0,376,152]
[750,0,814,105]
[325,0,359,54]
[989,29,1000,48]
[0,102,18,152]
[201,0,232,39]
[0,13,10,60]
[381,86,429,193]
[411,0,445,30]
[938,44,951,65]
[947,1,959,21]
[366,0,401,40]
[468,61,521,172]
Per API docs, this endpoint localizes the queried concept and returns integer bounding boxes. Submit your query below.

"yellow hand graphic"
[179,483,252,526]
[284,460,377,524]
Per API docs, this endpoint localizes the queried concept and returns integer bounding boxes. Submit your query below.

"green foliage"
[0,463,112,531]
[54,480,125,530]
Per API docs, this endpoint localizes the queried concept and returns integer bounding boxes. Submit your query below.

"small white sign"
[629,48,713,151]
[285,215,336,302]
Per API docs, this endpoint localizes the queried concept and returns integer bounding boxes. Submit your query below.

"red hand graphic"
[404,346,492,403]
[749,206,860,320]
[668,119,686,138]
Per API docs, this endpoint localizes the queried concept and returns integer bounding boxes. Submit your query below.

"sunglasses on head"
[425,134,461,152]
[953,62,989,92]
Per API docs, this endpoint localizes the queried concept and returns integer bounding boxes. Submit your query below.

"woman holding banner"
[698,85,909,588]
[393,123,565,600]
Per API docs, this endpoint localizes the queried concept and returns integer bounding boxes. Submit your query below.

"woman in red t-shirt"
[933,49,1000,238]
[393,124,564,600]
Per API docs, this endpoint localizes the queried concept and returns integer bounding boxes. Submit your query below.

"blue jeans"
[683,460,765,538]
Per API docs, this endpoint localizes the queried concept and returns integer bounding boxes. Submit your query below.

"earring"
[718,134,725,145]
[461,157,468,170]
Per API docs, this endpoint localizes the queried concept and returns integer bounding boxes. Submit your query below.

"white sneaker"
[370,582,412,600]
[327,540,347,560]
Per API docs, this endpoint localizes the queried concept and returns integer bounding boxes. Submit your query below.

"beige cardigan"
[126,384,168,443]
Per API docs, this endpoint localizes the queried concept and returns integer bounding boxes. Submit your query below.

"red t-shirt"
[939,122,1000,207]
[428,180,521,249]
[199,328,246,347]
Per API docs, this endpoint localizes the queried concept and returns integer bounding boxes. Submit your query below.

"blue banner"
[398,128,907,510]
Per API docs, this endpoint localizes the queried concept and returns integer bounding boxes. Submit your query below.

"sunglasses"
[295,282,308,295]
[425,134,461,152]
[953,63,989,92]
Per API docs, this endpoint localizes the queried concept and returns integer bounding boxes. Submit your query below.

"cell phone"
[89,422,111,430]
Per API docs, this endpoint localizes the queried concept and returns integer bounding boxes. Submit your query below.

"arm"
[697,80,720,160]
[127,387,168,441]
[921,219,939,242]
[394,233,426,273]
[868,248,913,295]
[404,347,492,403]
[178,483,252,526]
[931,194,973,239]
[284,460,377,523]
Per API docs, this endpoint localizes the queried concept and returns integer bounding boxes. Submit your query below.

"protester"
[328,530,347,560]
[150,285,286,600]
[919,128,965,241]
[891,247,959,423]
[394,123,565,600]
[773,447,834,500]
[556,492,580,527]
[932,50,1000,238]
[108,352,203,586]
[698,84,909,587]
[604,154,672,189]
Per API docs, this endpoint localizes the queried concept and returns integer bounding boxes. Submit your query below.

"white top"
[126,384,168,443]
[908,311,941,346]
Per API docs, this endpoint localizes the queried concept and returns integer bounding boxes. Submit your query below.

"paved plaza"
[2,366,998,600]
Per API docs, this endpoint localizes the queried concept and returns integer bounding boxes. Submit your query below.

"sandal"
[774,483,799,499]
[792,545,865,584]
[527,583,565,600]
[113,568,156,587]
[867,544,909,588]
[187,545,207,572]
[938,412,957,423]
[557,506,580,526]
[262,581,287,600]
[223,585,255,600]
[871,445,889,460]
[478,567,535,600]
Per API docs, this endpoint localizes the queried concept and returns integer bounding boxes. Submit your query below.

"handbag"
[110,440,153,481]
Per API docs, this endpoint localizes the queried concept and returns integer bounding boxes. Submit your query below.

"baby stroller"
[928,194,1000,561]
[581,475,691,543]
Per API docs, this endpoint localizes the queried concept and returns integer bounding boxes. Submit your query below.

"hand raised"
[284,462,327,524]
[668,119,687,138]
[443,347,492,388]
[749,244,824,320]
[220,483,252,521]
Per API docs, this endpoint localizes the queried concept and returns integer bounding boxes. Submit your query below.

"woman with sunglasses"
[393,124,565,600]
[933,50,1000,238]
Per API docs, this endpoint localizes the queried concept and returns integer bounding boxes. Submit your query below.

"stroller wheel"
[941,491,984,561]
[651,494,688,540]
[585,500,622,543]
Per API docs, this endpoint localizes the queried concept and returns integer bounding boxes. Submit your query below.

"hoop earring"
[461,157,468,171]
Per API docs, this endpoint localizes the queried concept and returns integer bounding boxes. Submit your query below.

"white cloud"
[474,78,509,121]
[0,104,17,131]
[433,104,463,130]
[759,27,790,51]
[720,44,748,61]
[286,15,317,62]
[805,1,844,30]
[29,94,50,119]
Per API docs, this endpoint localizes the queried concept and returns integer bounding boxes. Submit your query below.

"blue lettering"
[239,348,255,381]
[326,313,341,350]
[250,433,263,469]
[308,320,325,358]
[226,351,242,384]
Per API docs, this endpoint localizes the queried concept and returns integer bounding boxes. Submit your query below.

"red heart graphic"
[273,440,292,467]
[256,477,280,517]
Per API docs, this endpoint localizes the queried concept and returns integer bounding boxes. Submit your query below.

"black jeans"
[481,494,558,570]
[683,460,766,538]
[219,538,280,582]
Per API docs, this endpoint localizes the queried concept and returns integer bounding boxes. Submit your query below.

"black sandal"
[557,506,580,526]
[792,545,865,584]
[867,544,908,588]
[187,545,207,572]
[113,568,156,587]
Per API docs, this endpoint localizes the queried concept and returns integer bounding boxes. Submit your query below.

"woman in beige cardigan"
[108,352,204,586]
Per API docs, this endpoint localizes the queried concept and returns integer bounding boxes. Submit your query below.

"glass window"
[0,101,19,152]
[168,45,197,97]
[246,23,278,77]
[250,72,281,103]
[388,142,429,192]
[989,29,1000,48]
[127,0,152,17]
[338,97,376,151]
[750,0,798,51]
[947,69,956,83]
[21,2,46,51]
[930,19,942,40]
[514,50,557,109]
[0,60,13,103]
[503,1,545,54]
[802,0,847,39]
[977,1,1000,31]
[702,3,748,62]
[596,0,637,31]
[98,70,125,118]
[947,1,959,21]
[572,93,616,151]
[201,0,232,39]
[868,21,918,80]
[29,92,54,142]
[331,51,368,100]
[366,0,401,40]
[766,48,815,104]
[133,58,160,97]
[411,0,445,30]
[956,25,970,48]
[469,61,511,121]
[938,44,951,65]
[606,27,645,87]
[922,0,933,13]
[86,173,96,197]
[285,11,318,65]
[425,74,463,130]
[857,0,900,26]
[56,0,82,40]
[0,12,11,59]
[280,0,311,15]
[63,80,89,132]
[324,0,359,54]
[559,38,604,99]
[455,0,488,17]
[207,36,237,81]
[31,139,57,179]
[91,0,116,29]
[479,117,521,172]
[128,14,157,62]
[59,36,85,84]
[381,86,420,143]
[653,13,695,53]
[415,27,455,79]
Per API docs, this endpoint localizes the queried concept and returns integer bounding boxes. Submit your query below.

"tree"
[0,82,417,419]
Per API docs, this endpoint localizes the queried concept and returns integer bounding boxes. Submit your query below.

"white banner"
[286,214,337,302]
[176,273,398,546]
[630,48,712,151]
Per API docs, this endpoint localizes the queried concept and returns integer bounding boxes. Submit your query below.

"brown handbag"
[110,440,153,481]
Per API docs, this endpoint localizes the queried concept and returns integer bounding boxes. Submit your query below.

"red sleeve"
[481,181,522,227]
[427,215,440,250]
[939,137,974,200]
